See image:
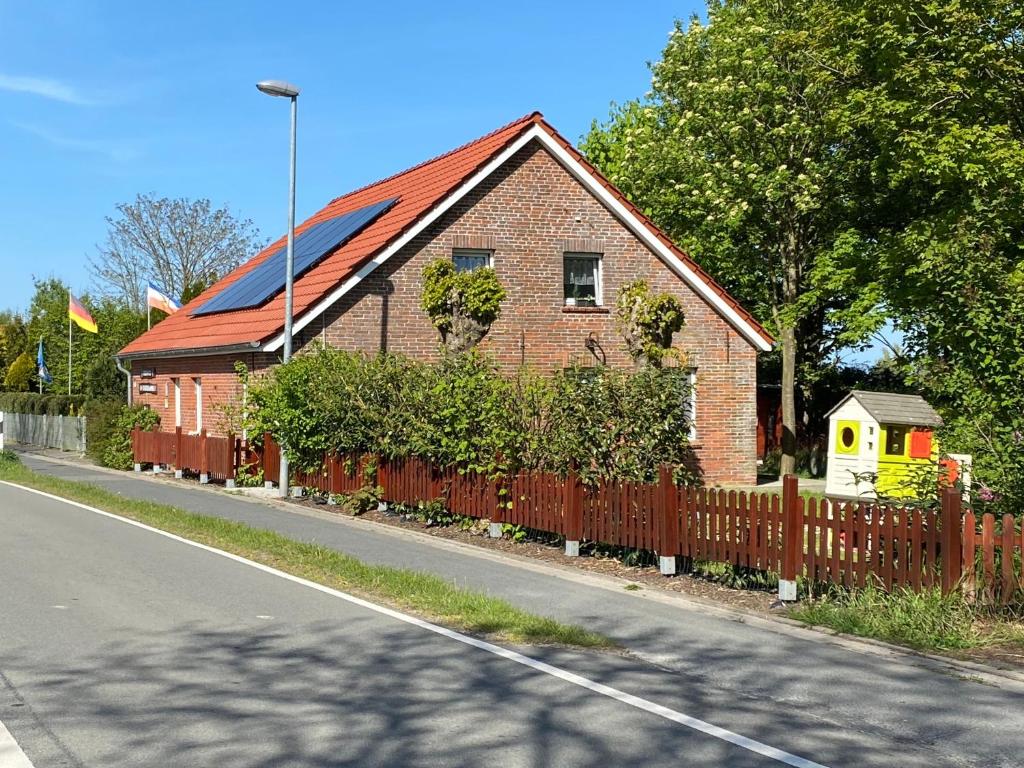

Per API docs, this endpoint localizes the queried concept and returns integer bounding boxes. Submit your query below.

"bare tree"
[88,195,265,311]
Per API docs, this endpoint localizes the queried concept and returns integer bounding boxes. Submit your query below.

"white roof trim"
[264,123,772,353]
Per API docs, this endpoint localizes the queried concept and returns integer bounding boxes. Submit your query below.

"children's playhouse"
[824,390,943,499]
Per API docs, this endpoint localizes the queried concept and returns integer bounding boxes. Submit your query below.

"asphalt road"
[3,456,1023,766]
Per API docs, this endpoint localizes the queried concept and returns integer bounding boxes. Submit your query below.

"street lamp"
[257,79,300,498]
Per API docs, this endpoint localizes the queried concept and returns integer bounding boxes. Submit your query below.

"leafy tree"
[421,259,507,353]
[24,278,145,398]
[817,0,1024,510]
[4,352,33,391]
[582,1,872,475]
[88,194,264,311]
[614,279,686,368]
[0,312,29,383]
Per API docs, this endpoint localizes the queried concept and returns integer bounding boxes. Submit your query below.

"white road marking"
[51,605,66,610]
[2,481,829,768]
[0,719,36,768]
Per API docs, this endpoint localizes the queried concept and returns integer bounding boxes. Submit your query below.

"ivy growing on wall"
[421,259,507,353]
[614,279,686,367]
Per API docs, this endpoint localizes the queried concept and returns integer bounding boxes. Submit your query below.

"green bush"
[83,400,127,465]
[100,404,160,470]
[245,347,699,485]
[0,392,86,416]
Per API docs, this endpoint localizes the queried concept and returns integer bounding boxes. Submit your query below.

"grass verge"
[0,452,614,650]
[791,583,1024,653]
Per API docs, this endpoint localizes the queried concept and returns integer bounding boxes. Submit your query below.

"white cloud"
[0,73,95,105]
[12,122,141,163]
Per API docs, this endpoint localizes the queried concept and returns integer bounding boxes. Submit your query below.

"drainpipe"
[115,357,133,405]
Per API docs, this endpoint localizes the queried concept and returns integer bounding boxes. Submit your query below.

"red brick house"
[118,113,773,484]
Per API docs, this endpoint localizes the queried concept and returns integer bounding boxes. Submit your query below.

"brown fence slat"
[1002,514,1015,604]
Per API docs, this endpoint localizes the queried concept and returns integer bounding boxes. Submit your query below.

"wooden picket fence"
[131,428,1024,603]
[131,426,245,482]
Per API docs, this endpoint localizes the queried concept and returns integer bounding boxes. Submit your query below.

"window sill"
[561,305,610,315]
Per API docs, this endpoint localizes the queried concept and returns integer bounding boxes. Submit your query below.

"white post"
[0,411,5,453]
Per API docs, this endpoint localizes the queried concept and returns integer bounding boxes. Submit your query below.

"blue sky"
[0,0,696,312]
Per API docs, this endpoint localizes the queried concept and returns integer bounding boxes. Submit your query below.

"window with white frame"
[192,376,202,433]
[563,252,601,307]
[452,248,492,273]
[683,368,697,441]
[172,378,181,428]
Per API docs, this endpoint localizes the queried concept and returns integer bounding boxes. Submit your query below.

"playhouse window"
[840,426,855,450]
[885,426,906,456]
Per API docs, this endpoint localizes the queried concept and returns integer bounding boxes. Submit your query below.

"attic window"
[453,249,492,272]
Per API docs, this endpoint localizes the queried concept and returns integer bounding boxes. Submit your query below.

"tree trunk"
[779,322,797,478]
[779,224,800,479]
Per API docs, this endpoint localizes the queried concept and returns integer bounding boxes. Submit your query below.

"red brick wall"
[130,353,276,436]
[293,141,759,484]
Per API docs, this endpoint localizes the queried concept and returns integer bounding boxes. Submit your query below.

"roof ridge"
[324,111,542,208]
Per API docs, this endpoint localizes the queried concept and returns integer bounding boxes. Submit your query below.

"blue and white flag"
[36,339,52,384]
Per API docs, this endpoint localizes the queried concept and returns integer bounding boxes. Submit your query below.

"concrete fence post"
[658,464,679,575]
[940,487,964,594]
[564,465,583,556]
[778,474,801,601]
[199,428,209,484]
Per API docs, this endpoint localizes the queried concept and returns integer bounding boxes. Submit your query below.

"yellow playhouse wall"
[875,425,939,498]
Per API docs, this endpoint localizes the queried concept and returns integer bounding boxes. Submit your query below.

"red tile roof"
[120,112,772,357]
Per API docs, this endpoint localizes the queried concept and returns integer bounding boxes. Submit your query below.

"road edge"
[16,447,1024,691]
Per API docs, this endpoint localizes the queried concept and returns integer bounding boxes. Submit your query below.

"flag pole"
[68,310,72,397]
[38,337,43,394]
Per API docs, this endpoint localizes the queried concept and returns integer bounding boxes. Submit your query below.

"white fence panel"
[2,412,86,452]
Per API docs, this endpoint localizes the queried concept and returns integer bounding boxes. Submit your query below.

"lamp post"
[257,79,300,498]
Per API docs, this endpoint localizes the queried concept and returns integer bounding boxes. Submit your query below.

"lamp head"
[256,80,300,98]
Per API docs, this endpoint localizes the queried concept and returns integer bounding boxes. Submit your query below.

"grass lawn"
[0,452,614,650]
[791,585,1024,655]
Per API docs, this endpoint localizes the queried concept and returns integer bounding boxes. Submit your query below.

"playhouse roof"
[119,112,773,359]
[828,390,943,427]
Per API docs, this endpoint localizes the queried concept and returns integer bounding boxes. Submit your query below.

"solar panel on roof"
[192,197,398,316]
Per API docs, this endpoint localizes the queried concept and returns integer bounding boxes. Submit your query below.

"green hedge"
[0,392,87,416]
[246,348,699,486]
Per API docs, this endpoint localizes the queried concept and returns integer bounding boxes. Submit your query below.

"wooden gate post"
[488,473,505,538]
[940,487,963,594]
[224,432,236,488]
[779,474,801,601]
[658,465,680,575]
[376,455,389,512]
[132,425,142,472]
[199,428,209,484]
[174,427,183,478]
[563,464,583,556]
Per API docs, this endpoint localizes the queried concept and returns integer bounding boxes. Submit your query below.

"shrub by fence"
[131,427,1024,604]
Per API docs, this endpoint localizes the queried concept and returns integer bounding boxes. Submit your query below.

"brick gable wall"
[294,141,758,484]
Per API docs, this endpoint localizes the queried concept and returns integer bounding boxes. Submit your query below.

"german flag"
[68,293,98,333]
